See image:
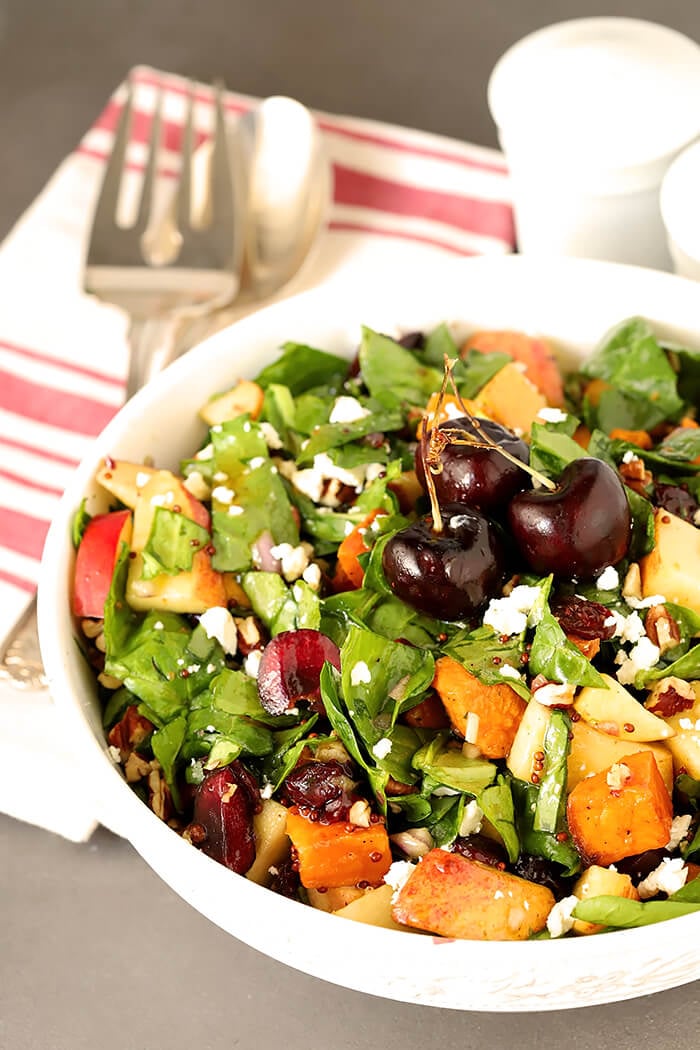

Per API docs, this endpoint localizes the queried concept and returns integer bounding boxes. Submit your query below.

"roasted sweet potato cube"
[566,750,673,867]
[432,656,526,759]
[391,849,554,940]
[286,807,391,889]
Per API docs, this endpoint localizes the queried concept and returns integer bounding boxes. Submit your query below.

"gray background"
[2,2,700,1047]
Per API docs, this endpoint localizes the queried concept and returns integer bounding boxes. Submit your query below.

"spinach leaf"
[637,643,700,687]
[412,733,496,795]
[581,318,683,431]
[296,403,403,464]
[241,573,320,636]
[261,719,321,791]
[445,626,529,699]
[533,710,571,834]
[673,345,700,406]
[151,715,187,809]
[260,383,297,451]
[656,427,700,464]
[140,507,210,579]
[529,610,606,687]
[453,348,511,399]
[512,779,581,875]
[528,423,585,478]
[255,343,348,395]
[421,322,458,366]
[572,885,700,929]
[102,542,139,657]
[358,327,442,410]
[478,775,519,863]
[72,499,92,548]
[422,794,465,848]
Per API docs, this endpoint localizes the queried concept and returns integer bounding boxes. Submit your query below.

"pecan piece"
[645,604,681,654]
[646,676,696,717]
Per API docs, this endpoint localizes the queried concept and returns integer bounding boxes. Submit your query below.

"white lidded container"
[660,138,700,280]
[488,18,700,268]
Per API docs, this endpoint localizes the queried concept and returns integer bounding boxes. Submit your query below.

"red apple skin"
[73,509,133,619]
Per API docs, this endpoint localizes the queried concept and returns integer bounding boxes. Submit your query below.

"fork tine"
[133,86,163,234]
[207,82,235,226]
[89,80,134,239]
[176,82,195,231]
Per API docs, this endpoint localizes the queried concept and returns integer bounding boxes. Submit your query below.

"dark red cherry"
[257,629,341,716]
[416,415,530,511]
[508,458,631,579]
[281,759,358,823]
[381,503,507,620]
[191,761,260,874]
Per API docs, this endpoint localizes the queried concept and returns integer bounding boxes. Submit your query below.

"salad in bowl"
[39,256,700,1009]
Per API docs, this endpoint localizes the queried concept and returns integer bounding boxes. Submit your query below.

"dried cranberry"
[511,854,572,897]
[653,482,699,524]
[397,331,425,350]
[615,848,668,883]
[281,759,358,823]
[551,594,616,640]
[451,833,507,868]
[269,856,301,899]
[191,761,261,874]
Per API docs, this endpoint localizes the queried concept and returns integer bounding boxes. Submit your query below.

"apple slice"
[640,508,700,615]
[646,682,700,778]
[73,509,132,618]
[199,378,264,426]
[574,673,674,742]
[462,330,565,407]
[95,459,158,509]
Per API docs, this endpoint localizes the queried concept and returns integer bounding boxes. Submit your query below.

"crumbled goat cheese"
[211,484,235,504]
[679,717,700,732]
[637,857,688,900]
[243,649,263,678]
[212,471,228,483]
[546,895,579,938]
[596,565,619,591]
[270,542,311,582]
[302,563,321,590]
[464,711,480,744]
[536,406,569,423]
[259,422,283,449]
[198,606,238,656]
[150,492,173,507]
[108,745,122,764]
[260,781,274,800]
[136,470,152,488]
[183,470,211,500]
[483,584,542,636]
[248,456,266,470]
[667,814,693,851]
[227,504,244,516]
[606,762,632,790]
[195,443,213,461]
[329,395,371,424]
[615,637,660,685]
[622,450,642,465]
[384,860,416,901]
[534,681,576,707]
[153,621,164,630]
[372,737,393,760]
[498,664,522,681]
[625,593,667,610]
[458,800,483,838]
[350,660,372,686]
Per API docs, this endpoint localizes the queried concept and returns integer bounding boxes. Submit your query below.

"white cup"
[488,18,700,269]
[660,138,700,280]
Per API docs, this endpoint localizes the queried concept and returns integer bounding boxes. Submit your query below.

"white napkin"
[0,66,514,840]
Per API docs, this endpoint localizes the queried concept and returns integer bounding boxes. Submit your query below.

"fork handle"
[126,316,192,399]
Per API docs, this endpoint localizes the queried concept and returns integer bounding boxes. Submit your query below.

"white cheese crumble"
[329,395,371,424]
[622,450,642,465]
[596,565,619,591]
[150,492,174,507]
[536,406,569,423]
[243,649,263,679]
[483,584,542,636]
[464,711,480,744]
[248,456,266,470]
[625,593,667,610]
[546,895,579,938]
[183,470,211,501]
[195,443,213,461]
[458,799,483,838]
[667,814,693,851]
[383,860,416,902]
[372,737,393,760]
[212,471,228,483]
[259,422,283,449]
[679,717,700,732]
[211,484,235,504]
[269,542,310,582]
[227,504,244,516]
[260,781,274,800]
[498,664,522,681]
[302,563,321,590]
[637,857,688,900]
[534,681,576,707]
[108,745,122,764]
[198,606,238,656]
[615,637,661,685]
[350,660,372,686]
[153,620,164,630]
[135,470,152,488]
[606,762,632,790]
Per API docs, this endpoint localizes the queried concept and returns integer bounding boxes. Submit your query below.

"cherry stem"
[421,359,454,533]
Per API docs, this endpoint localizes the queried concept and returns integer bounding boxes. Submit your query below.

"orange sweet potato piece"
[471,363,548,435]
[572,424,592,449]
[565,633,600,660]
[332,508,386,591]
[609,428,653,449]
[286,808,391,889]
[432,655,526,759]
[462,329,565,407]
[402,692,450,729]
[566,750,673,867]
[391,849,554,940]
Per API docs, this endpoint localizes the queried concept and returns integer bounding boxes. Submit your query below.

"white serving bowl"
[39,255,700,1012]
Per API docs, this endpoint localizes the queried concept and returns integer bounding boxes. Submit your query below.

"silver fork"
[0,76,241,689]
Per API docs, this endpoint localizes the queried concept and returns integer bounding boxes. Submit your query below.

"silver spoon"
[0,95,329,691]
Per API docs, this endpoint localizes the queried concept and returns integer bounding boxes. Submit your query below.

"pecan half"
[645,604,681,654]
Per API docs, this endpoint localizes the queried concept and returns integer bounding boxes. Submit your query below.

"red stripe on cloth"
[92,98,209,154]
[0,435,81,468]
[0,567,36,594]
[328,220,472,255]
[0,466,64,497]
[333,164,515,242]
[0,371,116,437]
[0,508,48,560]
[0,338,124,389]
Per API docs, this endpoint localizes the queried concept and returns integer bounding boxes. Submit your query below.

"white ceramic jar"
[660,138,700,280]
[488,18,700,269]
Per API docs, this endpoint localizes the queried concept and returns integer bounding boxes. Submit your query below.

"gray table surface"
[2,2,700,1047]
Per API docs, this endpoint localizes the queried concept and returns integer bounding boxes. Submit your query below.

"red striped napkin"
[0,68,513,840]
[0,66,514,650]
